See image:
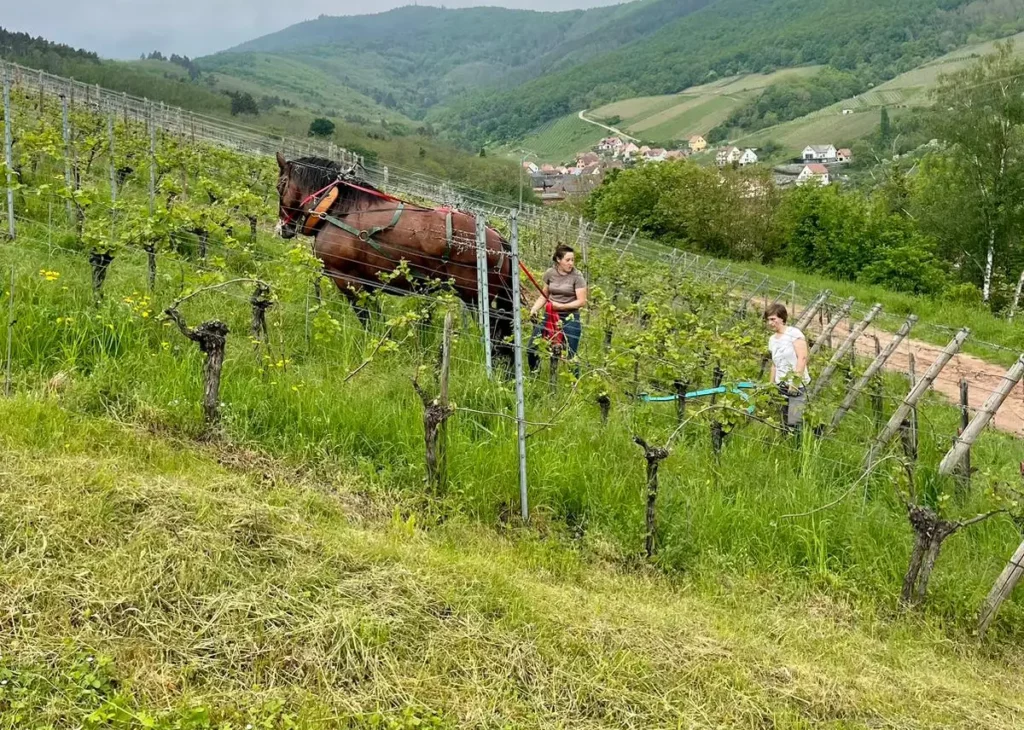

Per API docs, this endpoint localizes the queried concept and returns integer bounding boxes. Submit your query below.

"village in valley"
[526,134,853,204]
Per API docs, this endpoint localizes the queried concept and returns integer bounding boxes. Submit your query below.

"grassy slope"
[3,398,1024,728]
[734,31,1024,153]
[514,68,824,163]
[198,54,415,125]
[590,67,824,143]
[515,28,1024,159]
[513,113,607,164]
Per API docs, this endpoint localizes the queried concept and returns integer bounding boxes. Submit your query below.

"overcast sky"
[4,0,621,59]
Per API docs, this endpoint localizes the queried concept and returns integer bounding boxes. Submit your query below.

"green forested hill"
[434,0,1024,144]
[200,0,714,119]
[8,0,1024,161]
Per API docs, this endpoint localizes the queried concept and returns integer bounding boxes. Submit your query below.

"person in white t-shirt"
[765,303,809,433]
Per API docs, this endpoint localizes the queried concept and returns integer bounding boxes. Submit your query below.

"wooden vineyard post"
[475,214,492,377]
[723,272,748,300]
[863,328,970,474]
[710,262,732,286]
[510,211,529,522]
[955,378,971,489]
[871,336,884,427]
[2,67,13,240]
[809,303,882,399]
[899,354,918,464]
[978,539,1024,639]
[808,297,855,358]
[736,275,769,318]
[413,312,455,494]
[615,227,636,264]
[830,314,916,431]
[635,436,670,559]
[937,355,1024,477]
[164,307,229,432]
[794,290,831,331]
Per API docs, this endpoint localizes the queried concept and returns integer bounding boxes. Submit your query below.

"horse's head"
[275,152,357,239]
[275,152,304,239]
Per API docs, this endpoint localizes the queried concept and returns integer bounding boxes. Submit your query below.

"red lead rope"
[517,262,563,346]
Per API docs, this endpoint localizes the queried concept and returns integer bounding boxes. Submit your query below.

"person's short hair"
[764,303,788,323]
[553,245,574,264]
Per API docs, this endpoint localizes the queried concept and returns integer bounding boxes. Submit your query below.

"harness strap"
[320,203,406,263]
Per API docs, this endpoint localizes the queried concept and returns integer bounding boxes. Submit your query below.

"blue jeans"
[528,310,581,371]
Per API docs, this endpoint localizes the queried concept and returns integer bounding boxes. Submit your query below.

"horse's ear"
[276,151,288,172]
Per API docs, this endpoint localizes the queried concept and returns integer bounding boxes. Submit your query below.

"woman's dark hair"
[764,303,788,322]
[553,245,575,264]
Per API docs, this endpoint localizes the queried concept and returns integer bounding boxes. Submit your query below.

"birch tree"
[929,42,1024,306]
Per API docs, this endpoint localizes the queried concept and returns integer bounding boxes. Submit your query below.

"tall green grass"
[3,222,1024,641]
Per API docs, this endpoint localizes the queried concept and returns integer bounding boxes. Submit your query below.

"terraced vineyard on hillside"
[5,59,1024,727]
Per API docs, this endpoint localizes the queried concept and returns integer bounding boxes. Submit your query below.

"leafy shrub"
[859,239,948,295]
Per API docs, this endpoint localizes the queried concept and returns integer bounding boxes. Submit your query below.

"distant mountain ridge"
[433,0,1024,144]
[201,0,713,119]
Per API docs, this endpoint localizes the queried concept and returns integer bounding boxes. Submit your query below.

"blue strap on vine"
[639,382,757,413]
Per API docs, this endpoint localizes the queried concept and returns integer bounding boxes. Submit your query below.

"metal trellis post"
[2,68,14,240]
[511,210,529,523]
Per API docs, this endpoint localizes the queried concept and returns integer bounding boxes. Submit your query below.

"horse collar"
[300,186,340,237]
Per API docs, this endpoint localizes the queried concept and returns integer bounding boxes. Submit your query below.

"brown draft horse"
[274,153,514,364]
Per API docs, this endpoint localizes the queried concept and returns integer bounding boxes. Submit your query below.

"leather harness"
[294,179,453,267]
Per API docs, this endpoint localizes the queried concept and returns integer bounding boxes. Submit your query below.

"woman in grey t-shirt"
[527,245,588,372]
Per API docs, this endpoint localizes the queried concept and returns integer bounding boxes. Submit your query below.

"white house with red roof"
[797,163,831,186]
[837,148,853,163]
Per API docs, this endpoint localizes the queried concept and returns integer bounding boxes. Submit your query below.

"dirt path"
[807,316,1024,437]
[577,110,639,142]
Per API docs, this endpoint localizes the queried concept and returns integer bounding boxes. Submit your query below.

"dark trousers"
[779,383,807,433]
[528,311,581,372]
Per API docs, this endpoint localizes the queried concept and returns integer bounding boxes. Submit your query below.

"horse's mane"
[290,156,381,195]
